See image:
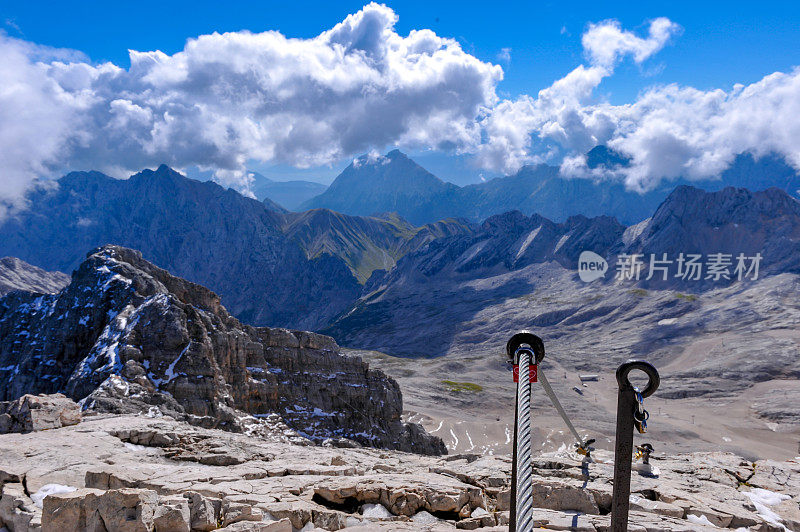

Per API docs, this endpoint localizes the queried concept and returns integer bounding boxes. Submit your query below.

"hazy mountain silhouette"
[248,171,327,211]
[303,148,800,225]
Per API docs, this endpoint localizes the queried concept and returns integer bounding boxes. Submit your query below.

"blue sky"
[6,0,799,103]
[1,1,799,193]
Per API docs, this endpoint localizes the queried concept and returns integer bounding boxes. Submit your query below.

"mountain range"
[327,185,800,356]
[1,227,797,532]
[2,162,799,340]
[0,166,359,330]
[0,165,472,329]
[301,148,800,225]
[345,186,800,460]
[3,159,800,464]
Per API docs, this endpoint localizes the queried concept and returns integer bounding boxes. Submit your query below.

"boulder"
[184,491,221,532]
[222,501,263,527]
[314,474,486,517]
[0,394,80,434]
[628,494,684,518]
[456,514,496,529]
[256,501,312,530]
[83,489,159,532]
[529,479,600,514]
[41,488,104,532]
[152,496,191,532]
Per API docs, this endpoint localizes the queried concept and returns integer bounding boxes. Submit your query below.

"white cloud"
[0,36,94,217]
[475,17,800,191]
[582,18,680,69]
[497,48,512,63]
[474,18,682,175]
[2,9,800,206]
[0,3,501,204]
[607,71,800,190]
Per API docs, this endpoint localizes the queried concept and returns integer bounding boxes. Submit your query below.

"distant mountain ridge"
[324,185,800,355]
[248,171,328,211]
[0,165,361,330]
[0,257,69,296]
[3,161,799,341]
[625,185,800,288]
[0,165,468,329]
[302,148,800,225]
[281,209,472,283]
[300,150,462,224]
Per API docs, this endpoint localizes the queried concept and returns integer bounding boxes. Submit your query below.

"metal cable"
[538,368,587,448]
[513,352,535,532]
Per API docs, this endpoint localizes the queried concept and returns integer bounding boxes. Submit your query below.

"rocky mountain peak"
[347,149,442,185]
[373,148,406,162]
[586,145,630,169]
[351,149,410,167]
[617,181,800,243]
[300,150,459,224]
[57,170,115,191]
[128,164,203,192]
[2,166,357,330]
[619,185,800,286]
[0,245,445,455]
[479,210,536,233]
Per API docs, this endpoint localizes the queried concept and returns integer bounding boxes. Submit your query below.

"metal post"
[507,332,545,532]
[611,360,660,532]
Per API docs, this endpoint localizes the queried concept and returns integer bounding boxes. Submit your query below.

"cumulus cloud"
[474,17,800,191]
[2,7,800,206]
[0,36,93,217]
[582,18,680,68]
[606,72,800,190]
[474,18,682,175]
[0,3,501,206]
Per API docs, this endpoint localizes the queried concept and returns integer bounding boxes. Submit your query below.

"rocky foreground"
[1,411,799,531]
[2,245,799,531]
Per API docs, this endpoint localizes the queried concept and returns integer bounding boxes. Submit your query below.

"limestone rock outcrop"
[2,415,799,531]
[0,245,444,455]
[0,394,81,434]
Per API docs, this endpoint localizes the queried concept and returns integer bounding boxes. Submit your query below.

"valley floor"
[348,271,800,461]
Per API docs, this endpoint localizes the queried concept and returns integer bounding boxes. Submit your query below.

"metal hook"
[616,360,660,397]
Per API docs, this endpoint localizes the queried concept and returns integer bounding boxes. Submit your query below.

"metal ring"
[615,360,660,398]
[506,331,545,364]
